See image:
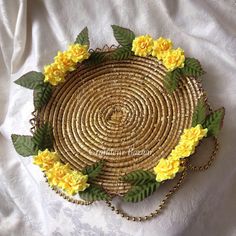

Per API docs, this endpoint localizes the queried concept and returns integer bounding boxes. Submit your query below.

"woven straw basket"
[37,46,204,196]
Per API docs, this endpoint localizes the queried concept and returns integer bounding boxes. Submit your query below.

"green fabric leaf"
[11,134,38,157]
[111,25,135,47]
[82,160,104,180]
[74,27,89,47]
[203,107,225,137]
[122,170,156,185]
[123,182,160,203]
[84,51,109,65]
[79,184,111,201]
[33,83,52,110]
[110,46,132,60]
[181,57,205,77]
[192,98,207,126]
[32,123,53,150]
[163,68,181,93]
[14,71,44,90]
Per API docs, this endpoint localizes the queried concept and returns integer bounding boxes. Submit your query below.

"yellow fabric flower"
[67,44,90,63]
[152,37,173,60]
[33,149,59,171]
[170,141,195,160]
[46,162,71,187]
[54,51,77,72]
[132,35,154,57]
[162,48,185,71]
[154,157,183,182]
[180,124,208,144]
[44,62,65,86]
[58,171,89,195]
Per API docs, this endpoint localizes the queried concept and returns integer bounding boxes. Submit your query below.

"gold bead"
[161,200,166,205]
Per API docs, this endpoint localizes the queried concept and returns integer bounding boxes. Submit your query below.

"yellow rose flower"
[54,51,77,72]
[154,157,183,182]
[152,37,173,60]
[44,62,66,86]
[46,162,71,187]
[180,124,208,144]
[58,171,89,195]
[33,149,59,171]
[162,48,185,71]
[170,140,195,159]
[132,35,154,57]
[67,44,90,63]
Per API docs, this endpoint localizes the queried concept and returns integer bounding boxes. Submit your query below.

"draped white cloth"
[1,0,236,235]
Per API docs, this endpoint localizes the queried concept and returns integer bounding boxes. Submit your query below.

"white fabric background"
[0,0,236,235]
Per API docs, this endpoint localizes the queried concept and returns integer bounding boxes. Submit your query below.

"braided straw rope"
[30,46,220,221]
[36,45,204,195]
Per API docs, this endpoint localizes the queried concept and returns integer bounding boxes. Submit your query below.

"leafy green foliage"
[192,98,207,126]
[14,71,44,89]
[74,27,90,47]
[79,184,111,201]
[111,25,135,47]
[11,134,38,157]
[32,123,53,150]
[181,57,205,77]
[203,107,225,137]
[82,160,104,180]
[110,46,133,60]
[84,51,109,65]
[33,83,52,110]
[163,68,182,93]
[122,170,156,185]
[123,182,160,203]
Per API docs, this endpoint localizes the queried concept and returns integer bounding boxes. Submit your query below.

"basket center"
[105,106,129,125]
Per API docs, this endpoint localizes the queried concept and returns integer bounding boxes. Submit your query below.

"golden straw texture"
[37,46,204,195]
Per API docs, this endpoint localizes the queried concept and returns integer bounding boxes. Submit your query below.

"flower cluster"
[33,149,89,195]
[154,124,208,182]
[132,35,185,72]
[44,44,90,86]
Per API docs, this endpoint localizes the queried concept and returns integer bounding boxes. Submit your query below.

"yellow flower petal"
[162,48,185,71]
[67,44,90,63]
[154,157,183,182]
[58,171,89,195]
[132,35,153,57]
[180,124,208,143]
[152,37,173,60]
[54,51,77,72]
[33,149,59,171]
[44,62,65,86]
[46,162,71,187]
[170,141,195,159]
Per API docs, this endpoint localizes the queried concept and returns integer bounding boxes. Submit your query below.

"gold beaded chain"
[30,100,220,221]
[188,137,219,171]
[105,168,187,222]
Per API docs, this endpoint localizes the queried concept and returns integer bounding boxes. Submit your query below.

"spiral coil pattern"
[38,48,203,195]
